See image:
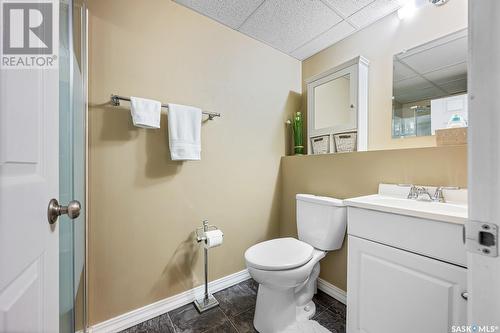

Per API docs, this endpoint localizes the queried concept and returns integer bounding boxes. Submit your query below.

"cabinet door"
[347,236,467,333]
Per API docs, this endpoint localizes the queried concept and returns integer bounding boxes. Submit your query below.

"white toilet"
[245,194,347,333]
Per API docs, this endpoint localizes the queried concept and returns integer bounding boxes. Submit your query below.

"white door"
[466,0,500,327]
[0,1,62,332]
[347,236,467,333]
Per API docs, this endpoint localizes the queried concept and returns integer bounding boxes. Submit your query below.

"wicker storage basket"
[435,127,467,146]
[310,135,330,154]
[334,132,357,153]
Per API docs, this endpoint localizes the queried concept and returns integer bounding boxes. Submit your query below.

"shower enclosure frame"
[59,0,88,331]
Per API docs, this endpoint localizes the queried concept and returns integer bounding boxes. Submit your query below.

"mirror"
[392,29,468,138]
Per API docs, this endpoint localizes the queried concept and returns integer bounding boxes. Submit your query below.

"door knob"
[47,199,81,225]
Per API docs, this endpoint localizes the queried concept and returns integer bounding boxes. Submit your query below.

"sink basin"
[344,184,468,224]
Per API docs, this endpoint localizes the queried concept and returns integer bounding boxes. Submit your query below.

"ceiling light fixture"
[397,0,438,20]
[397,0,417,20]
[429,0,449,6]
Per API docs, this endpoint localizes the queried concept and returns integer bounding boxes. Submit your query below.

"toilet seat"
[245,237,314,271]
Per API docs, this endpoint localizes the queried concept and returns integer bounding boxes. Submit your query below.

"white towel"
[130,96,161,129]
[167,103,202,161]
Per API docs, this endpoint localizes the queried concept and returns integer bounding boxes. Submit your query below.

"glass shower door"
[59,0,87,332]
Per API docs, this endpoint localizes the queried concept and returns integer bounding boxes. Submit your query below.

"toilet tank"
[296,194,347,251]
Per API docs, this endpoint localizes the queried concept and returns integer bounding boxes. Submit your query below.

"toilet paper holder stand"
[195,220,219,242]
[194,220,220,313]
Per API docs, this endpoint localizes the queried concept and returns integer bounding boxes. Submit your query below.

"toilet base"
[254,284,297,333]
[249,252,326,333]
[281,320,331,333]
[296,300,316,322]
[253,281,319,333]
[254,293,318,333]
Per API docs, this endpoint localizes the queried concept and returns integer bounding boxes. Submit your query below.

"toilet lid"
[245,238,314,271]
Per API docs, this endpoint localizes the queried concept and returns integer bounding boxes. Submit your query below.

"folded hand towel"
[167,104,202,161]
[130,96,161,129]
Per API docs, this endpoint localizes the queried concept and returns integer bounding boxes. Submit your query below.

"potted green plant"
[286,111,304,155]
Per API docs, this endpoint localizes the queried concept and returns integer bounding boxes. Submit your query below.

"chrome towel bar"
[110,94,221,120]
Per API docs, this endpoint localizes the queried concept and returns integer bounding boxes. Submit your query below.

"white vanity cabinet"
[348,236,466,333]
[346,204,468,333]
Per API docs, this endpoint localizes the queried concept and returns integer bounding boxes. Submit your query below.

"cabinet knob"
[461,291,468,300]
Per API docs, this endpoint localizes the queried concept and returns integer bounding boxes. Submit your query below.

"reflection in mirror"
[392,29,468,138]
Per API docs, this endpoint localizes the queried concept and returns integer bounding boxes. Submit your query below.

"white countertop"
[344,184,468,224]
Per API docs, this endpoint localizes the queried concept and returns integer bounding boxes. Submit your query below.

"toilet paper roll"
[204,230,223,249]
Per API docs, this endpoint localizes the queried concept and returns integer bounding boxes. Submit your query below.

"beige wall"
[87,0,301,325]
[302,0,468,151]
[87,0,470,326]
[280,145,467,291]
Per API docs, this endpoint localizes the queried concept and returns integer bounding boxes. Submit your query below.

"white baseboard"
[88,270,344,333]
[317,278,347,305]
[88,269,250,333]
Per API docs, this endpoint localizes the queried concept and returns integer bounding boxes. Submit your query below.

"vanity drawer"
[347,207,467,267]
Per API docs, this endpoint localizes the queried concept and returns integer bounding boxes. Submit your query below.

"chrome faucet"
[405,184,459,202]
[408,186,459,202]
[406,185,440,202]
[416,186,433,202]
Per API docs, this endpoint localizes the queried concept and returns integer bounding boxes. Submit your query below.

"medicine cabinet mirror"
[392,29,468,138]
[306,56,369,155]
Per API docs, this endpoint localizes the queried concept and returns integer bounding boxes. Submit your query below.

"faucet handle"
[407,185,419,199]
[433,186,459,203]
[433,187,445,202]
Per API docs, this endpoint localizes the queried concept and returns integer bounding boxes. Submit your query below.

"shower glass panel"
[392,104,431,138]
[59,0,87,332]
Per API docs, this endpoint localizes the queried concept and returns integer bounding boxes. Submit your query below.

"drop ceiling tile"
[394,76,433,93]
[393,60,418,81]
[174,0,264,29]
[322,0,375,17]
[396,87,445,104]
[291,21,355,60]
[440,78,467,95]
[239,0,343,53]
[423,62,467,85]
[402,37,468,74]
[347,0,401,28]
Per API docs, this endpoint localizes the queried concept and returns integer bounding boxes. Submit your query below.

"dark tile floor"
[120,279,346,333]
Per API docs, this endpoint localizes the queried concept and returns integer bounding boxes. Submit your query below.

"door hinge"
[465,221,498,257]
